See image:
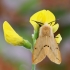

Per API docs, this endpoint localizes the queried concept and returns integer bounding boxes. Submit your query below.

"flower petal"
[3,21,32,49]
[30,10,56,30]
[43,10,55,25]
[55,34,62,44]
[52,23,59,33]
[3,21,24,46]
[30,20,39,30]
[30,10,46,30]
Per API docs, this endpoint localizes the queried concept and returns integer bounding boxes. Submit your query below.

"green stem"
[32,28,39,70]
[32,64,36,70]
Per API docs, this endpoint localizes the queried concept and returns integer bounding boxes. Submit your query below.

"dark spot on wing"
[56,47,58,49]
[44,45,47,47]
[50,47,52,50]
[44,45,49,47]
[47,45,49,47]
[34,46,44,61]
[56,57,59,60]
[35,48,37,49]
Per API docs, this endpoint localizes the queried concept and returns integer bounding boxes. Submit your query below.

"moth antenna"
[48,19,59,25]
[32,20,43,27]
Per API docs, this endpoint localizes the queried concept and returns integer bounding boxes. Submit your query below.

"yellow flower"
[3,21,24,46]
[30,10,59,33]
[3,21,32,49]
[30,9,62,44]
[55,34,62,44]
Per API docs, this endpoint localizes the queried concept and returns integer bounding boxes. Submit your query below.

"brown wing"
[32,36,46,64]
[44,35,61,64]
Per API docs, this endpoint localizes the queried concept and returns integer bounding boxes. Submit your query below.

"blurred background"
[0,0,70,70]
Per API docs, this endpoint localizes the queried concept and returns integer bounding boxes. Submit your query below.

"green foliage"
[32,28,39,48]
[18,0,38,15]
[61,26,70,39]
[22,39,32,49]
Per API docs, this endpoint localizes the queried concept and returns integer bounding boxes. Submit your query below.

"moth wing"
[44,35,61,64]
[32,36,46,64]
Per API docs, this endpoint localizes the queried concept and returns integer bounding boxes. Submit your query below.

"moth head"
[39,24,52,37]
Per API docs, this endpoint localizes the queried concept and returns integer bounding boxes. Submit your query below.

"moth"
[32,21,61,64]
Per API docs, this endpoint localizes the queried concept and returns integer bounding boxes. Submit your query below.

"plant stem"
[32,64,36,70]
[32,29,39,70]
